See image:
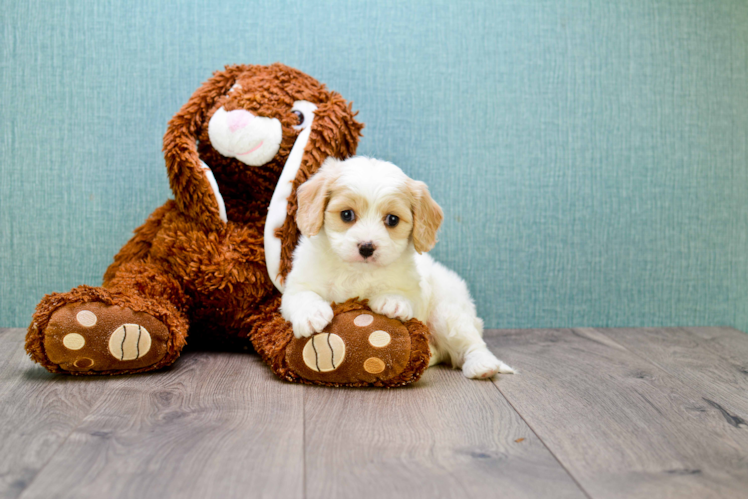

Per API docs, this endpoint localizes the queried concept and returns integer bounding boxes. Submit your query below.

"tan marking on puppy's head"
[405,179,444,254]
[379,194,414,243]
[298,156,443,265]
[321,181,416,265]
[296,157,343,238]
[324,188,369,236]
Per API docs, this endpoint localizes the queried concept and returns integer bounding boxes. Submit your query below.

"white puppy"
[281,157,514,379]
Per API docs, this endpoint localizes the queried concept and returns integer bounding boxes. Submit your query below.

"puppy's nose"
[227,109,255,132]
[358,242,376,258]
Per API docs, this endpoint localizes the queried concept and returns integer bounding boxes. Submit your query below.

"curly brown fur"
[253,299,431,388]
[27,63,431,388]
[27,284,188,375]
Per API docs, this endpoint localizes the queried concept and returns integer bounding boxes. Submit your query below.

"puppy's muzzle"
[358,242,376,258]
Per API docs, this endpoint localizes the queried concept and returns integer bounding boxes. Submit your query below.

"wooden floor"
[1,326,748,498]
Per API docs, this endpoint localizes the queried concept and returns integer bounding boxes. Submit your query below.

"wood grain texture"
[0,328,111,499]
[6,326,748,498]
[485,328,748,498]
[303,365,585,499]
[600,327,748,418]
[19,349,305,499]
[683,326,748,373]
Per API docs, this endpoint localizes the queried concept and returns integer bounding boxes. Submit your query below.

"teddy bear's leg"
[26,261,189,375]
[251,298,432,387]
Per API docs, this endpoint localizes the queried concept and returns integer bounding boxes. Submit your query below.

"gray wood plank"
[303,365,585,499]
[683,326,748,369]
[0,327,24,345]
[485,328,748,498]
[0,328,112,499]
[20,349,305,499]
[0,328,26,396]
[598,327,748,418]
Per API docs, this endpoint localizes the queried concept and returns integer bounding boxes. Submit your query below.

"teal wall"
[2,0,747,331]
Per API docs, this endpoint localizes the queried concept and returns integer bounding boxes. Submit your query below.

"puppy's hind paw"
[462,349,515,379]
[292,302,334,338]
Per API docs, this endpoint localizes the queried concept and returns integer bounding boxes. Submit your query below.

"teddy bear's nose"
[227,109,255,132]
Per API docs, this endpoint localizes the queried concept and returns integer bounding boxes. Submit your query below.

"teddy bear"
[26,63,431,387]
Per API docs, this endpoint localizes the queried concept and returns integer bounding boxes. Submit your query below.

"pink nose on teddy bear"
[227,109,255,132]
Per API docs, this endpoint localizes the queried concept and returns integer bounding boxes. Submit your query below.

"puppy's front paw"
[462,348,515,379]
[370,294,414,321]
[292,302,334,338]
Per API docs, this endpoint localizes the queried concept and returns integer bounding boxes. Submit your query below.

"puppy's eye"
[341,210,355,223]
[385,214,400,227]
[292,110,304,127]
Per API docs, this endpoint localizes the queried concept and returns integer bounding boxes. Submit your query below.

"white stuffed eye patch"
[264,100,318,292]
[200,98,318,292]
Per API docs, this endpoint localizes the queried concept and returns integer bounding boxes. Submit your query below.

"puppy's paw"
[369,294,414,321]
[462,348,515,379]
[292,302,334,338]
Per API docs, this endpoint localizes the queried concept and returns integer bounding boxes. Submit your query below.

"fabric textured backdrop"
[1,0,746,331]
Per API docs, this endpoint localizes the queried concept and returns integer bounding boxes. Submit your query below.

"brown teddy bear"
[26,63,431,387]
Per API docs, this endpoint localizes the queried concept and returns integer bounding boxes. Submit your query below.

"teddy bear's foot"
[286,310,409,384]
[40,302,172,373]
[27,285,188,375]
[281,303,431,387]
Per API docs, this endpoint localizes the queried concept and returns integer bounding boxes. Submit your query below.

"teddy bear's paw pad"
[43,302,170,373]
[302,333,345,372]
[286,310,412,385]
[108,324,152,361]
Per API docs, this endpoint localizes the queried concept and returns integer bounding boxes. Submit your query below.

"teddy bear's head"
[163,63,364,289]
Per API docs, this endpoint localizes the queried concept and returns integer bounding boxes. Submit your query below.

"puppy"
[281,157,514,379]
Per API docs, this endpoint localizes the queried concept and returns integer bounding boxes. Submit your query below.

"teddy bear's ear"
[313,92,365,160]
[408,179,444,254]
[162,64,252,229]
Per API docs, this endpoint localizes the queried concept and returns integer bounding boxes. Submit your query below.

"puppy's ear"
[408,180,444,254]
[296,157,340,237]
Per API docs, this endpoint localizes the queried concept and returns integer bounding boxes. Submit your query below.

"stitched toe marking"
[353,314,373,327]
[62,333,85,350]
[363,357,385,374]
[74,358,94,369]
[76,310,97,327]
[368,330,391,348]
